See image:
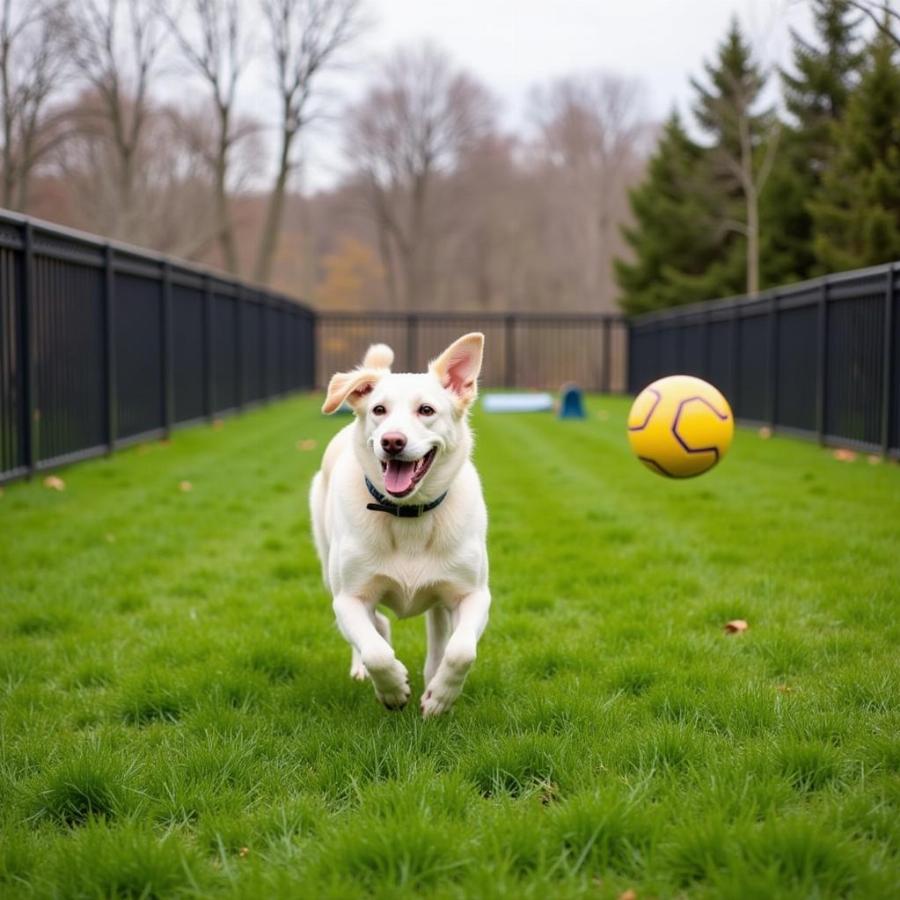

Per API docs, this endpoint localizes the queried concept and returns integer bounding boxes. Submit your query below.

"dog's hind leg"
[349,610,392,681]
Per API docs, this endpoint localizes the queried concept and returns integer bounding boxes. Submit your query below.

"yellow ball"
[627,375,734,478]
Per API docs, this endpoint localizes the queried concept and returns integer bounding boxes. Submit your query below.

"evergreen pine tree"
[762,0,863,284]
[811,31,900,270]
[615,113,725,314]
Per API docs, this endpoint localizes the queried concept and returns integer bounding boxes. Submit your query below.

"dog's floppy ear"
[322,368,383,415]
[430,332,484,407]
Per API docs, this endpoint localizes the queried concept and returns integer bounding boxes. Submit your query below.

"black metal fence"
[0,212,316,485]
[628,262,899,457]
[316,312,628,395]
[4,208,896,486]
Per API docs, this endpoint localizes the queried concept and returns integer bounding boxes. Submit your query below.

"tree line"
[0,0,651,312]
[617,0,900,314]
[0,0,363,284]
[3,1,896,314]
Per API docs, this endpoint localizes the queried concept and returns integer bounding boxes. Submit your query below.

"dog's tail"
[362,343,394,370]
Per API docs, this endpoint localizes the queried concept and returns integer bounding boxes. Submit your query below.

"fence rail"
[628,262,899,458]
[0,212,316,485]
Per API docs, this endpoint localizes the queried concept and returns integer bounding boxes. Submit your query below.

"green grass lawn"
[1,395,899,899]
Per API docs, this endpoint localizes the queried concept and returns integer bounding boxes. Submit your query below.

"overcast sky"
[297,0,816,189]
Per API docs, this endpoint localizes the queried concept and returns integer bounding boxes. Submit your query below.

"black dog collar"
[364,476,448,518]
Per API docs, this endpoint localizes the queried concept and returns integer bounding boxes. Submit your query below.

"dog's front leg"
[424,606,452,684]
[333,594,410,710]
[421,588,491,718]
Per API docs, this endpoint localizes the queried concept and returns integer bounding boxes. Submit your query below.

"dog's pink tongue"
[384,459,416,495]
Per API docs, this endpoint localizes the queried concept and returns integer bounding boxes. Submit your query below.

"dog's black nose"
[381,432,407,456]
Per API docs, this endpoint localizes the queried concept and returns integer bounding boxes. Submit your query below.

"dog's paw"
[419,682,461,718]
[349,660,368,681]
[366,656,410,711]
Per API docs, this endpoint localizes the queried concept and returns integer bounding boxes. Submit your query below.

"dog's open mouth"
[381,448,437,498]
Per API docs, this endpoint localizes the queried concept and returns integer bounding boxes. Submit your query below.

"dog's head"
[322,333,484,501]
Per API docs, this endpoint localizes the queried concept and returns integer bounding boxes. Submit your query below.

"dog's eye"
[372,404,386,416]
[418,404,436,416]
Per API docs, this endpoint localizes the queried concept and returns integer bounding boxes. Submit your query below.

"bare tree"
[0,0,70,210]
[165,0,253,275]
[254,0,363,284]
[530,73,648,310]
[65,0,167,239]
[846,1,899,46]
[344,43,494,308]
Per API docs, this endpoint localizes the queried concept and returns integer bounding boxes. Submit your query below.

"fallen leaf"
[832,448,856,462]
[212,419,224,431]
[238,847,249,858]
[618,890,637,900]
[867,455,881,465]
[724,619,749,635]
[43,475,65,491]
[758,426,772,439]
[179,480,193,492]
[159,439,172,448]
[776,684,794,693]
[296,439,317,451]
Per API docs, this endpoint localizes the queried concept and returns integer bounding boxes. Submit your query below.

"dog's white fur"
[310,333,490,717]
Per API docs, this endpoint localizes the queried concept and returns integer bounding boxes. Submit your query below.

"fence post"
[204,274,215,419]
[161,261,174,436]
[701,308,710,380]
[816,279,829,444]
[505,314,516,388]
[601,317,611,393]
[406,313,417,371]
[767,292,778,429]
[260,294,269,404]
[20,220,37,475]
[102,244,117,453]
[730,301,741,413]
[309,310,318,391]
[881,265,895,456]
[236,284,244,412]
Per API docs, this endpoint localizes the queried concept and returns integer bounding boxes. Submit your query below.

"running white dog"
[310,333,490,717]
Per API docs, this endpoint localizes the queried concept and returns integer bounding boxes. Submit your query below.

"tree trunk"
[746,187,759,296]
[214,111,239,275]
[254,123,294,284]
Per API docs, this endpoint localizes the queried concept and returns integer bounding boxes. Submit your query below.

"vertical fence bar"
[767,292,778,428]
[103,244,117,452]
[701,308,711,379]
[816,279,829,444]
[204,274,215,419]
[310,310,318,390]
[20,220,36,475]
[505,314,516,388]
[406,313,417,370]
[259,294,268,404]
[730,301,740,412]
[601,317,611,393]
[161,261,174,436]
[236,284,244,412]
[881,265,895,456]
